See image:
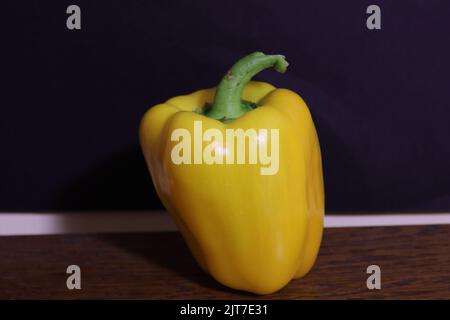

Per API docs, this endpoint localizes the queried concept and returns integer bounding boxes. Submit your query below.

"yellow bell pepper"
[139,52,324,294]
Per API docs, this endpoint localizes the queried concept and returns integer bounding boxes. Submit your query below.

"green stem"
[204,52,288,121]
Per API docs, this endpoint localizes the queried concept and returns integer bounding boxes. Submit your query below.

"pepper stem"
[205,52,288,121]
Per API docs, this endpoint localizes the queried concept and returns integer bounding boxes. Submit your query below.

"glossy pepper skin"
[139,52,324,294]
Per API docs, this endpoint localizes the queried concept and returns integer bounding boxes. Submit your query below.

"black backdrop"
[1,0,450,212]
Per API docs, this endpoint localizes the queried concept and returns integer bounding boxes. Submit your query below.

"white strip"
[0,211,177,236]
[324,213,450,228]
[0,211,450,236]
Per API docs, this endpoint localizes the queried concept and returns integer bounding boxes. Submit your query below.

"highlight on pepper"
[139,51,325,294]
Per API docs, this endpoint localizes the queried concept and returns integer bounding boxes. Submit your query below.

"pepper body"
[140,53,324,294]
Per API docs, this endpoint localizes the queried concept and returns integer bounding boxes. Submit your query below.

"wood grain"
[0,225,449,299]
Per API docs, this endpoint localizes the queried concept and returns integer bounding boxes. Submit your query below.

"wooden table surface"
[1,225,449,299]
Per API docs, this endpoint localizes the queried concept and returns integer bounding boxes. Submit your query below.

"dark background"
[1,0,449,212]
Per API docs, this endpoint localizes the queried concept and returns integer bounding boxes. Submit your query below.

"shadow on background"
[54,145,163,211]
